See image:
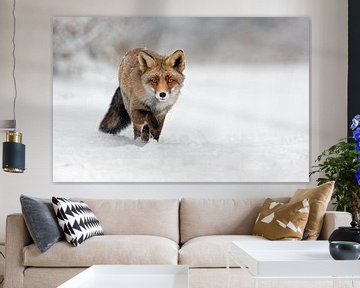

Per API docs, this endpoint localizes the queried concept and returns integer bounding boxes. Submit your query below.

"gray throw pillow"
[20,195,64,253]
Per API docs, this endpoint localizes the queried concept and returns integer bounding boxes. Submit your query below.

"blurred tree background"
[53,17,309,75]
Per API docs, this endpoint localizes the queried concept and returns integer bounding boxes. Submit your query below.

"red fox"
[99,48,185,142]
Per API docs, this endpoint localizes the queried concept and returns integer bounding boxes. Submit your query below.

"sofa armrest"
[4,213,33,288]
[318,211,352,240]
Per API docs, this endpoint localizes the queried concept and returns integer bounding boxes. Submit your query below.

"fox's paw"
[134,124,150,145]
[141,124,150,142]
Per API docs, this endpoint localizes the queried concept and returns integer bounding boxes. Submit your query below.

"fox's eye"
[150,78,158,84]
[167,78,174,83]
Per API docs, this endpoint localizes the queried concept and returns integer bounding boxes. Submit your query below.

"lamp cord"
[12,0,17,130]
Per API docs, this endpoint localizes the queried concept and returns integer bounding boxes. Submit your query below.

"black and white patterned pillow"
[52,197,104,247]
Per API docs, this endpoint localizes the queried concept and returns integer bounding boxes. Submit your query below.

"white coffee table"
[228,241,360,288]
[58,265,189,288]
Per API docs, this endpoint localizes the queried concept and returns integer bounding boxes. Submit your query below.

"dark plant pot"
[328,221,360,244]
[329,241,360,260]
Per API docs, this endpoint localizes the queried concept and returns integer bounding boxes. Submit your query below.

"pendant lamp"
[1,0,26,173]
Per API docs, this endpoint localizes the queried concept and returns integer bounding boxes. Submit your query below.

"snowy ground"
[53,63,309,182]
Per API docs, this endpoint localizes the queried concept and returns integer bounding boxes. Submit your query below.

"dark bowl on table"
[329,241,360,260]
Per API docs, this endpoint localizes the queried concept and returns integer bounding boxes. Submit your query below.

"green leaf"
[310,138,360,216]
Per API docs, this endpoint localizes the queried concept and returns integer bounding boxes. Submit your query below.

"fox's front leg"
[148,113,166,141]
[131,110,150,142]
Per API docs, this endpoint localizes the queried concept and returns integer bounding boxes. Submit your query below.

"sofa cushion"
[52,197,104,247]
[179,235,267,268]
[23,235,178,267]
[20,195,64,253]
[72,198,179,243]
[180,198,288,243]
[252,198,310,240]
[290,181,334,240]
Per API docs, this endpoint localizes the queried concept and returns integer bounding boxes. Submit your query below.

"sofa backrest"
[73,198,180,243]
[180,198,287,243]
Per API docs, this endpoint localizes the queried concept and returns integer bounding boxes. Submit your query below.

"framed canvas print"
[53,17,309,182]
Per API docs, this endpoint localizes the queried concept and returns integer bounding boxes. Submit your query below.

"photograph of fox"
[53,17,309,182]
[99,48,185,143]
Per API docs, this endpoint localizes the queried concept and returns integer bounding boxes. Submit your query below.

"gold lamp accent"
[6,130,22,143]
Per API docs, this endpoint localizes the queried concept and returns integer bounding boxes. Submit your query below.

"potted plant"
[310,115,360,222]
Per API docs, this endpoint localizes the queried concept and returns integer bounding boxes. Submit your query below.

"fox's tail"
[99,87,131,134]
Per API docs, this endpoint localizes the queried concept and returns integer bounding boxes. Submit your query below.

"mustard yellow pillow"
[252,198,310,240]
[289,181,334,240]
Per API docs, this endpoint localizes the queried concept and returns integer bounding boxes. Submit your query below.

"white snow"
[53,63,309,182]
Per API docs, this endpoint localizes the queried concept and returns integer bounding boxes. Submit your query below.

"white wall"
[0,0,347,242]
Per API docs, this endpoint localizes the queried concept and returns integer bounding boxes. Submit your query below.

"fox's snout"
[156,91,169,102]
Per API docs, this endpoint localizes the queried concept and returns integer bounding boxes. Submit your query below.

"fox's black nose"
[159,92,166,98]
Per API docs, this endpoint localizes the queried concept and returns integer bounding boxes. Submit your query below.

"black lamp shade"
[2,140,25,173]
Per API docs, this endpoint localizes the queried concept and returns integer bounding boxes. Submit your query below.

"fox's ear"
[166,50,185,73]
[138,51,156,72]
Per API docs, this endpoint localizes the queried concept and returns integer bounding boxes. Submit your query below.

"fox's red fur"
[99,48,185,142]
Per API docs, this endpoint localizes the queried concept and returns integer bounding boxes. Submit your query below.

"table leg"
[226,251,230,288]
[352,279,360,288]
[252,278,258,288]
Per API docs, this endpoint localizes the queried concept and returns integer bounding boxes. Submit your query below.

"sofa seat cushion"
[179,235,267,268]
[23,235,178,267]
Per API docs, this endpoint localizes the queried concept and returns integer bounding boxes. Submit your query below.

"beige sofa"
[4,198,352,288]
